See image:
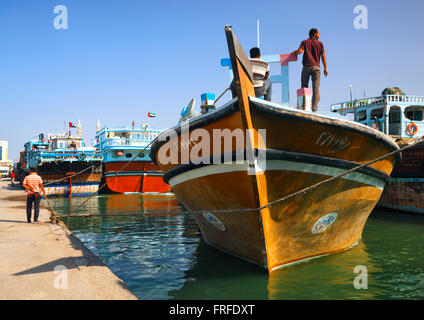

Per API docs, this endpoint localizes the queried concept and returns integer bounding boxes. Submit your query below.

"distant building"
[0,140,8,161]
[0,140,12,177]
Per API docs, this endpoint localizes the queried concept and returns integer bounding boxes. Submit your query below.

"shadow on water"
[170,239,269,300]
[44,194,424,300]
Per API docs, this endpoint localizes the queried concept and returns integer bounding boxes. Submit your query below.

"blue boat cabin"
[331,95,424,138]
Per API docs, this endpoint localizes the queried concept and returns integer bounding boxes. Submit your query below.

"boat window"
[138,153,145,158]
[370,108,384,119]
[357,110,367,121]
[125,153,132,158]
[405,109,423,121]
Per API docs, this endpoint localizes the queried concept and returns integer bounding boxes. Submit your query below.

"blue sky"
[1,0,423,159]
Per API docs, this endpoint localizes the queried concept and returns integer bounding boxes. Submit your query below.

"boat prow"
[150,25,399,273]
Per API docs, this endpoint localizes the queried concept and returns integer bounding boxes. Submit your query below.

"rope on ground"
[55,135,424,220]
[43,196,59,223]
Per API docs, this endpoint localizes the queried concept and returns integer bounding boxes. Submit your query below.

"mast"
[257,19,260,48]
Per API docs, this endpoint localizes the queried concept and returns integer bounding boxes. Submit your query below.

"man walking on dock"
[22,168,46,224]
[292,28,328,111]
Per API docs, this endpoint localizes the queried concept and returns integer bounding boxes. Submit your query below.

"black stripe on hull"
[162,149,391,185]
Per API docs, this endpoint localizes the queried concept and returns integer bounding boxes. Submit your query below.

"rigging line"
[259,135,424,211]
[214,87,231,106]
[43,164,97,186]
[53,135,424,220]
[75,137,159,209]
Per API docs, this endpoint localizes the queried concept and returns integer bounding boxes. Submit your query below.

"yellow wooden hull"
[151,97,398,272]
[150,26,399,273]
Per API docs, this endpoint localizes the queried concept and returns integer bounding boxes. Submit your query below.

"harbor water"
[46,193,424,300]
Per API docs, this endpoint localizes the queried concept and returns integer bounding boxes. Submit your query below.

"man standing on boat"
[230,47,272,101]
[22,167,47,224]
[292,28,328,111]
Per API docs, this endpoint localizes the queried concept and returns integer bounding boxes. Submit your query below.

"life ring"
[407,123,418,136]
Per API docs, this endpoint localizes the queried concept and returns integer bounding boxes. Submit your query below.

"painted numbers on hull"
[316,131,352,152]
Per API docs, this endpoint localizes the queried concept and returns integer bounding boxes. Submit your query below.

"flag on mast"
[148,112,157,118]
[69,122,76,128]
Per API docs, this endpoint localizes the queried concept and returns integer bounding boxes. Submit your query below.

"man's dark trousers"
[27,193,41,223]
[301,66,321,111]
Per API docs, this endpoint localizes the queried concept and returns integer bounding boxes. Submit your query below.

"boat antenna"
[257,19,260,48]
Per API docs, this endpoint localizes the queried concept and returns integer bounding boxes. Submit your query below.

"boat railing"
[100,138,154,148]
[30,150,104,162]
[96,126,162,137]
[385,95,424,104]
[105,126,162,133]
[331,96,385,112]
[331,95,424,112]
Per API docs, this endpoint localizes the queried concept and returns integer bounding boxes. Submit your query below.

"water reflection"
[171,240,269,300]
[360,209,424,299]
[44,195,424,300]
[267,241,379,299]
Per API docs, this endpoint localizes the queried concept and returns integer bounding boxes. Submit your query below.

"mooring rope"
[53,135,424,220]
[43,164,98,186]
[62,87,229,214]
[74,137,158,210]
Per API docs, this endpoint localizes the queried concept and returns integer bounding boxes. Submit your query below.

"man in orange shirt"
[22,168,47,224]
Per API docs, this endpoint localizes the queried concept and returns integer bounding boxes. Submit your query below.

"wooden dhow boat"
[331,91,424,214]
[150,26,400,273]
[19,132,103,197]
[95,125,171,194]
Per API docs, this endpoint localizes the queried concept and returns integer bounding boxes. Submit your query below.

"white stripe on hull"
[104,172,163,177]
[45,184,99,196]
[168,159,386,189]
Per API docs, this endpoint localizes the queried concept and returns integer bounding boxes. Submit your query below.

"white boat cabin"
[331,95,424,138]
[50,135,83,150]
[95,126,162,150]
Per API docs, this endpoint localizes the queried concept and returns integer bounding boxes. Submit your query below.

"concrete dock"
[0,179,137,300]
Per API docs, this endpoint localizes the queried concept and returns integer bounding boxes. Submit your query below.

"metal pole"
[69,175,72,199]
[257,20,260,48]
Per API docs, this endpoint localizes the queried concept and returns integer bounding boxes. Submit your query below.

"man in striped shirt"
[22,168,47,223]
[230,47,272,101]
